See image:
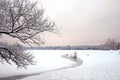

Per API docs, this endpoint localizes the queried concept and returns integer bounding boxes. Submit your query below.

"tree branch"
[9,8,15,32]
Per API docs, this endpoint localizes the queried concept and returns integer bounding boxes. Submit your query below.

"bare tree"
[104,39,118,50]
[0,0,57,68]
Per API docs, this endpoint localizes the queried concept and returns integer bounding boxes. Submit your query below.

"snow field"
[0,50,120,80]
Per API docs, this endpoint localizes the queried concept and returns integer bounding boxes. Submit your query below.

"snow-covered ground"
[0,50,120,80]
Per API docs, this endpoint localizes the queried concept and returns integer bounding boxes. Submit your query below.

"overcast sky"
[38,0,120,46]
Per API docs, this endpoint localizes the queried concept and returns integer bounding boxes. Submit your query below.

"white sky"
[37,0,120,46]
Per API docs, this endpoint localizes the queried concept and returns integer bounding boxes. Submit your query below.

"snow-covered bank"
[0,50,77,78]
[1,50,120,80]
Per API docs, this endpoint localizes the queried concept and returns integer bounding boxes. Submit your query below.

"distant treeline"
[26,42,120,50]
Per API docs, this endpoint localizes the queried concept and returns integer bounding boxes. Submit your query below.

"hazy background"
[37,0,120,46]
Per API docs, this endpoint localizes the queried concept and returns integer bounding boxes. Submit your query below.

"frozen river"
[0,50,120,80]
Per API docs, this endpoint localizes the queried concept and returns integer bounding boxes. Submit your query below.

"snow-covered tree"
[0,0,57,68]
[0,43,35,68]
